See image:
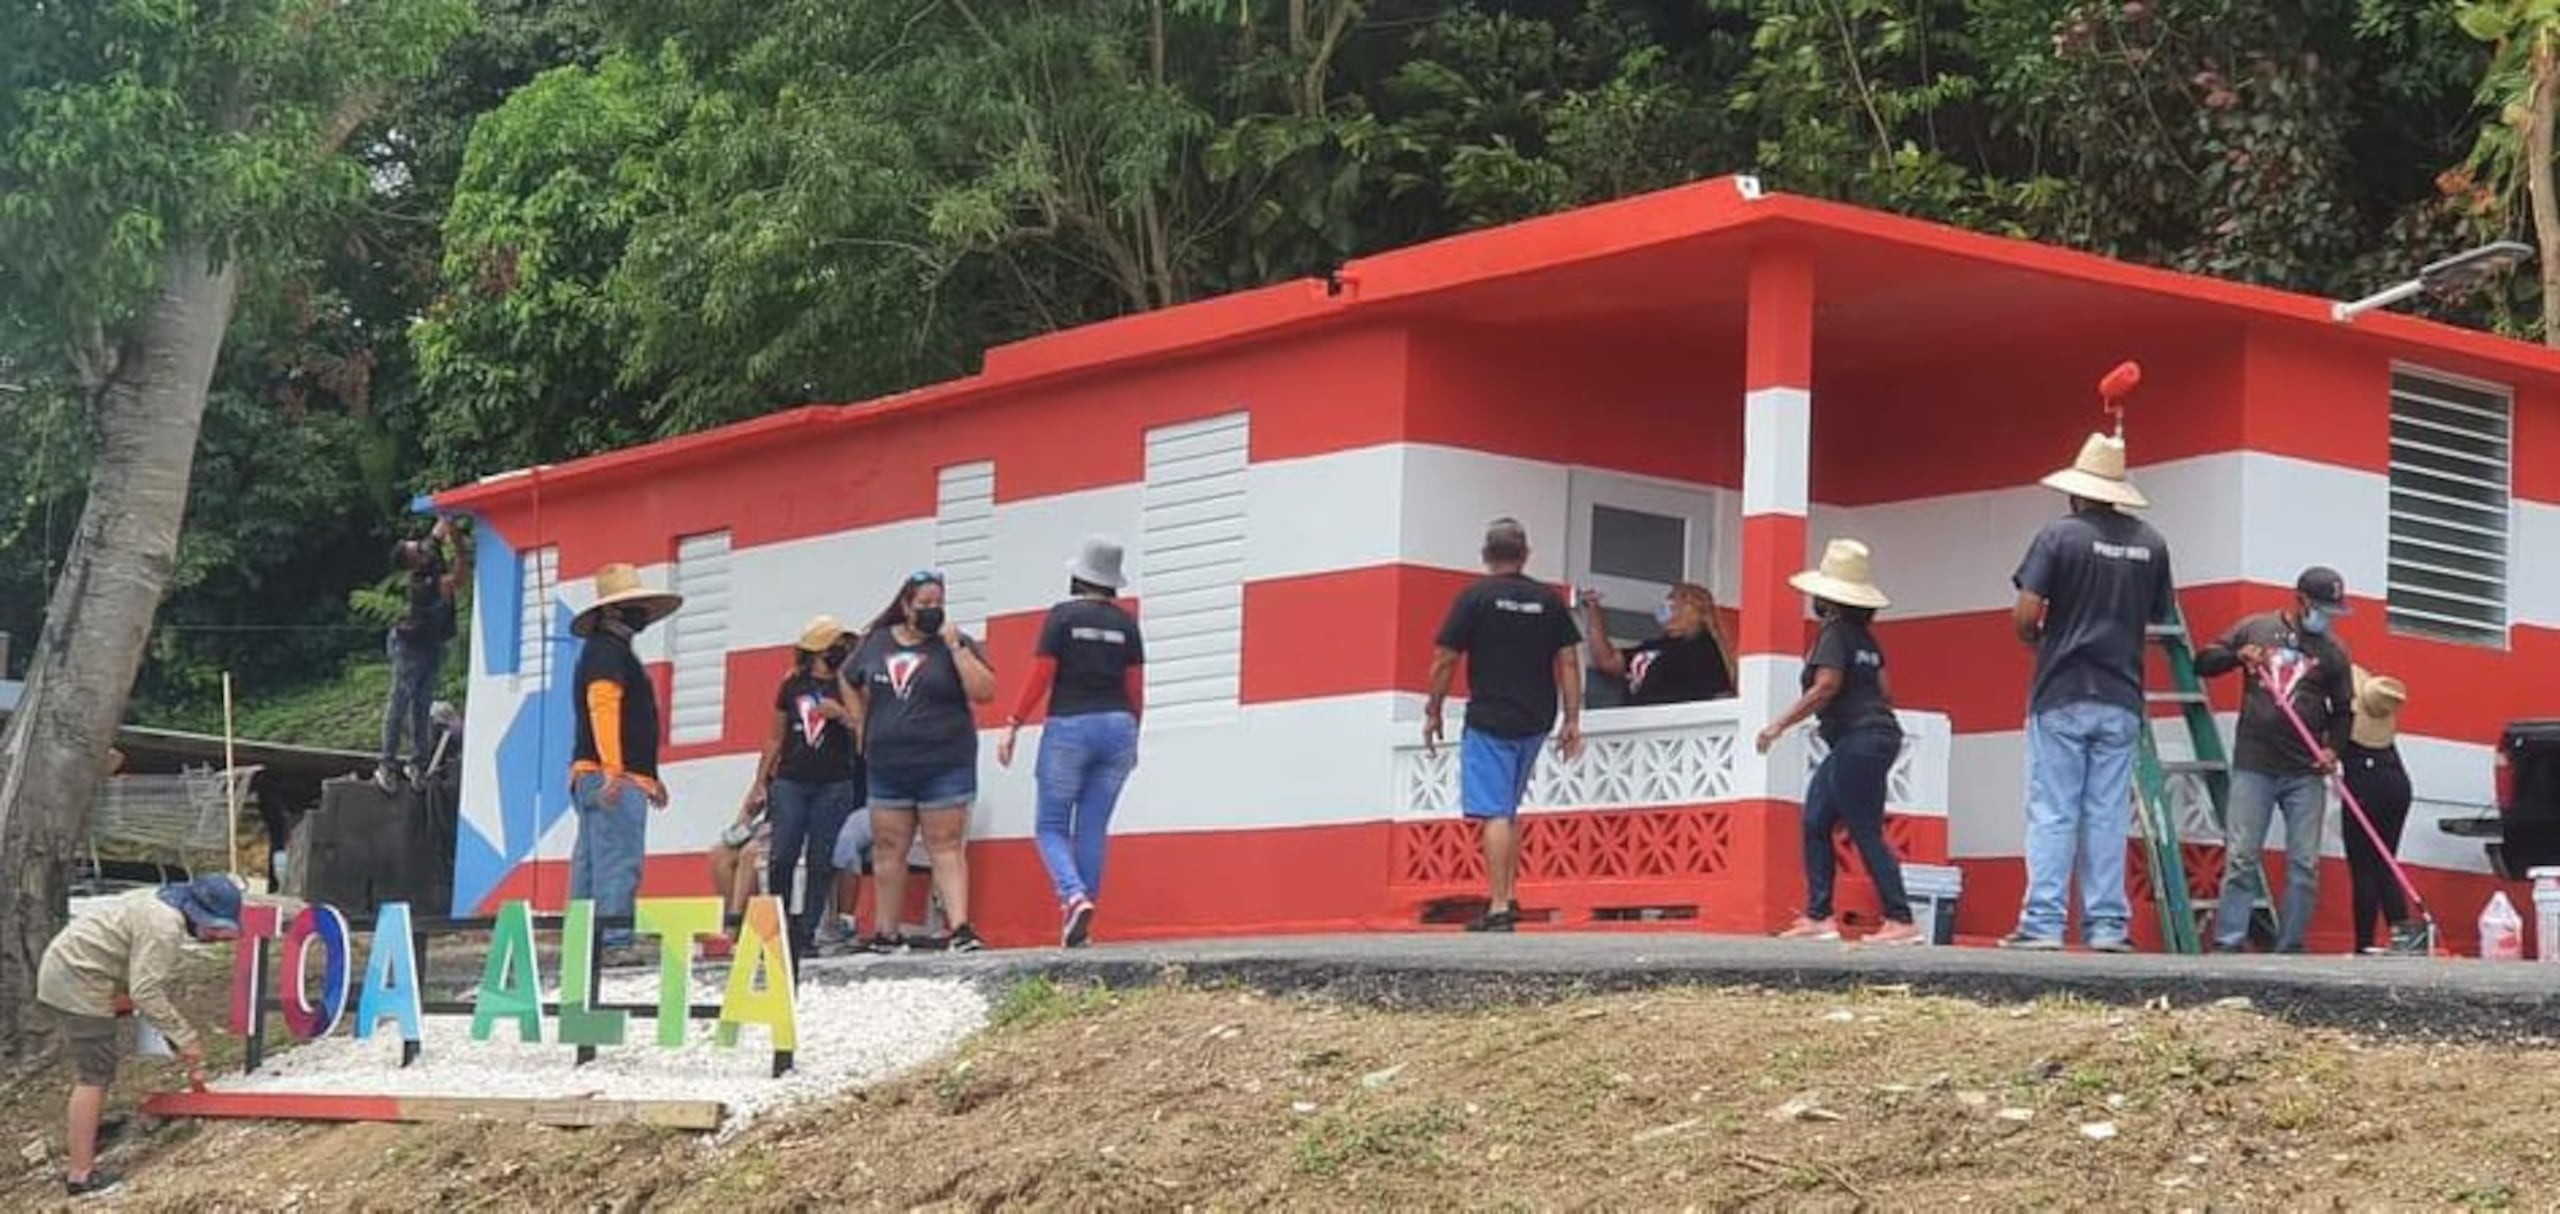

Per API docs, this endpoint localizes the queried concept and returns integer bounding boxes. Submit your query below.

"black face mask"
[911,606,946,636]
[821,644,851,668]
[615,605,655,634]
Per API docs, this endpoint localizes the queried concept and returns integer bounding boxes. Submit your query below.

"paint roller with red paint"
[2098,360,2140,436]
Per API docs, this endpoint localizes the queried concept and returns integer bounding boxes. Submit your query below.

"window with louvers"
[1141,412,1249,715]
[935,462,996,638]
[669,532,733,743]
[517,546,559,686]
[2386,368,2512,648]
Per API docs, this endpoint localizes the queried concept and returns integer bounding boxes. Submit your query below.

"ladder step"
[2146,691,2210,705]
[2147,624,2188,639]
[2159,759,2227,775]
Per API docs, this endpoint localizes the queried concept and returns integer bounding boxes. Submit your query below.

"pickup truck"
[2441,721,2560,880]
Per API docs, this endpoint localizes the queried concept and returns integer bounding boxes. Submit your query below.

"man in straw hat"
[1425,518,1585,933]
[2003,428,2176,952]
[569,562,684,958]
[2341,664,2423,955]
[2193,566,2358,955]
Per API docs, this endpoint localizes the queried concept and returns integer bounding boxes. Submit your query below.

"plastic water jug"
[2480,890,2525,961]
[2532,868,2560,962]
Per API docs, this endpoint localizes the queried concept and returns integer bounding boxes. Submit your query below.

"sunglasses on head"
[907,569,945,586]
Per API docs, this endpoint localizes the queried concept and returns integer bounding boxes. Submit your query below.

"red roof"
[437,175,2560,510]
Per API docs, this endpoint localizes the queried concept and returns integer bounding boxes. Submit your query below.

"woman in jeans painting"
[1755,539,1921,946]
[736,615,862,959]
[999,538,1145,948]
[848,571,997,952]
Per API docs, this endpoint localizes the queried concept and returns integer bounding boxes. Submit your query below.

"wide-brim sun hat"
[158,873,245,935]
[1788,538,1891,610]
[2351,664,2407,749]
[1067,535,1128,590]
[795,614,850,653]
[2040,432,2151,509]
[570,562,684,637]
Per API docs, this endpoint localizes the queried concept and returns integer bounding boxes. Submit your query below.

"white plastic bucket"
[1903,863,1964,947]
[133,1019,172,1059]
[2532,867,2560,962]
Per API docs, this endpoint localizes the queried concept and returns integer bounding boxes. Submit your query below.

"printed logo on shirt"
[1492,598,1547,615]
[884,651,925,700]
[1629,649,1658,693]
[795,693,826,747]
[1854,648,1883,668]
[1068,626,1127,645]
[2089,540,2156,562]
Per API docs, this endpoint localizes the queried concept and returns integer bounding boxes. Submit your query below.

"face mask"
[613,606,654,634]
[2301,607,2331,635]
[912,606,946,636]
[1653,602,1675,627]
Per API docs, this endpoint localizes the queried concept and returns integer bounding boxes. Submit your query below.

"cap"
[2296,566,2352,613]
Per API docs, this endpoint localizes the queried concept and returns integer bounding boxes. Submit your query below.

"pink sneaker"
[1863,920,1923,947]
[1777,916,1840,941]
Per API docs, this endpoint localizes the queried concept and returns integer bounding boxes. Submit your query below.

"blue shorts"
[868,763,976,812]
[1459,729,1545,820]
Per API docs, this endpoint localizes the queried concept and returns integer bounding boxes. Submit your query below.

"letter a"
[470,900,544,1043]
[717,895,798,1052]
[353,902,425,1044]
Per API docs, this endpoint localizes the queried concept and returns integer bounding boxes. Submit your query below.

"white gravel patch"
[217,973,988,1138]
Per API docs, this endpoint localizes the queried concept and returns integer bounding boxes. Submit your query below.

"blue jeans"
[1459,729,1544,819]
[2018,701,2139,944]
[1802,728,1910,923]
[2213,769,2326,952]
[1034,712,1140,905]
[767,778,858,947]
[569,772,650,947]
[380,632,444,766]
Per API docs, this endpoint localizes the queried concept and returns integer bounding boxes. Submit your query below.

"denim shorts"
[868,763,976,811]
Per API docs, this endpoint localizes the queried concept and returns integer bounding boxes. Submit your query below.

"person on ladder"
[2342,665,2424,955]
[2003,429,2175,952]
[377,515,469,793]
[2194,567,2358,954]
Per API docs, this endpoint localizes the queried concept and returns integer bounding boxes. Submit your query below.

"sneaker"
[2087,936,2135,955]
[372,762,400,794]
[701,935,735,961]
[1777,916,1840,941]
[1464,905,1518,933]
[66,1171,123,1199]
[948,924,986,953]
[1998,931,2063,951]
[1062,899,1096,949]
[1863,920,1923,946]
[815,914,856,948]
[598,942,650,968]
[2388,922,2433,956]
[857,934,908,955]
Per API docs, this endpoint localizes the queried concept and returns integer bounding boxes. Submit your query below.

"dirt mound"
[10,968,2559,1211]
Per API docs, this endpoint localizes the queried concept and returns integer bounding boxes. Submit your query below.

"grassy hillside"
[141,656,469,752]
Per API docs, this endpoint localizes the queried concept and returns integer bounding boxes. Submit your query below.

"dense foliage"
[0,0,2539,743]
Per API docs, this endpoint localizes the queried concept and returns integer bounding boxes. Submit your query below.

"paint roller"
[2098,360,2140,438]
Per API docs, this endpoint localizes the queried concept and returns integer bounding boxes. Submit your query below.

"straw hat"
[2040,432,2150,509]
[570,563,684,637]
[2351,664,2407,749]
[794,614,849,653]
[1068,536,1128,590]
[1788,539,1891,610]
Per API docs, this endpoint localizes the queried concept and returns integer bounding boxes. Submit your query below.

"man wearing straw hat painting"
[2003,426,2176,952]
[568,563,685,959]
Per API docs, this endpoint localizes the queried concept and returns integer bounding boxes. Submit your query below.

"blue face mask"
[1653,601,1675,627]
[2302,607,2331,635]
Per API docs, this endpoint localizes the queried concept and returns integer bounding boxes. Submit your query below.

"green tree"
[2458,0,2560,343]
[0,0,469,1051]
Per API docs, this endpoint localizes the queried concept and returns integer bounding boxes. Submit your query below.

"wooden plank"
[143,1090,725,1132]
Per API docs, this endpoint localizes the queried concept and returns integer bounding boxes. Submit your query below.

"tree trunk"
[0,241,240,1055]
[2533,34,2560,347]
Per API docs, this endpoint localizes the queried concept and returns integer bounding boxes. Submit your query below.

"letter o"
[279,905,351,1040]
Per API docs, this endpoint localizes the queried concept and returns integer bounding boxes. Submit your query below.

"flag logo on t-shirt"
[1628,650,1658,694]
[885,651,925,700]
[795,693,826,746]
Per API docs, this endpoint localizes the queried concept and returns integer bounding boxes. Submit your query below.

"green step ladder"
[2132,601,2235,955]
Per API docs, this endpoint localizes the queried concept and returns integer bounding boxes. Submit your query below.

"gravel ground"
[216,972,988,1137]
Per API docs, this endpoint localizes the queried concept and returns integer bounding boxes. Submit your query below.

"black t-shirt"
[853,631,990,772]
[2199,612,2355,777]
[1038,598,1145,718]
[1435,574,1581,740]
[1804,616,1900,744]
[1621,632,1734,706]
[571,630,660,780]
[2015,508,2175,716]
[773,672,861,785]
[399,549,457,645]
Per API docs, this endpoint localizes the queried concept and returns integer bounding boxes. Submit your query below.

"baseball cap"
[2295,566,2352,613]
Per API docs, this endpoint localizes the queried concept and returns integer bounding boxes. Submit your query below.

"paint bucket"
[2531,868,2560,962]
[133,1018,173,1059]
[1903,864,1964,946]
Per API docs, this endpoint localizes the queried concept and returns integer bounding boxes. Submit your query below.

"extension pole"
[222,671,241,883]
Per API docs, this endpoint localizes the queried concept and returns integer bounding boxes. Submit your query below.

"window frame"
[2384,362,2514,651]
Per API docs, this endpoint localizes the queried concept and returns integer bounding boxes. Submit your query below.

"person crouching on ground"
[2342,665,2423,955]
[1757,541,1920,946]
[848,570,997,952]
[568,563,683,964]
[1577,581,1737,705]
[2195,567,2357,955]
[39,874,245,1199]
[742,615,863,958]
[999,537,1146,949]
[704,809,769,960]
[1424,518,1585,933]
